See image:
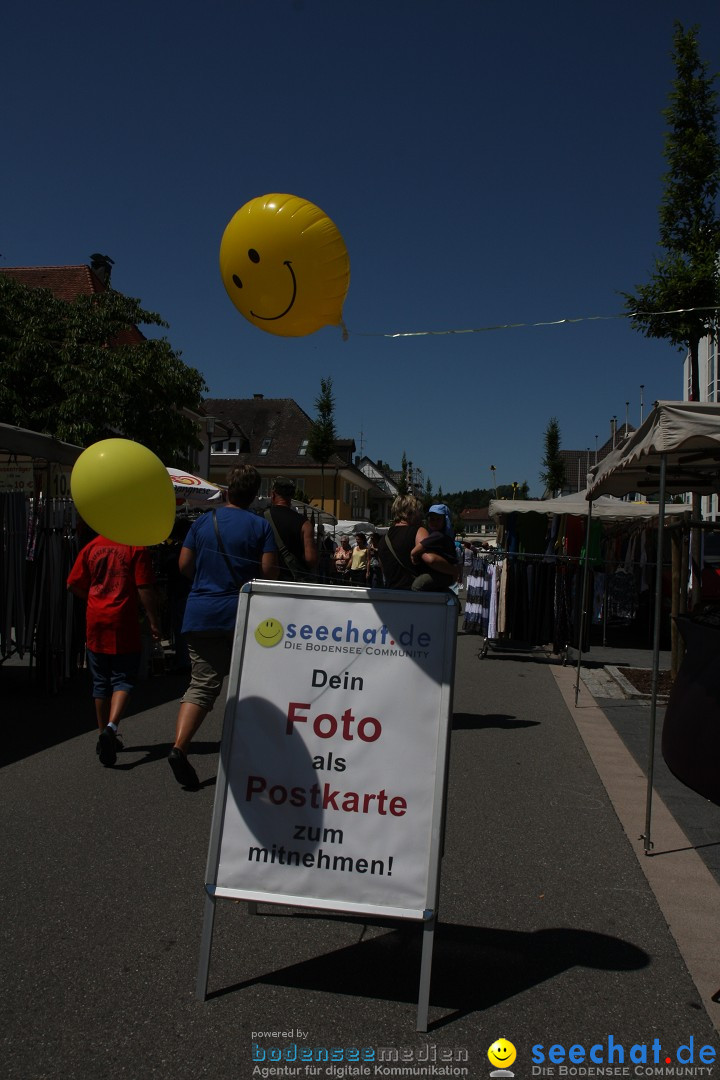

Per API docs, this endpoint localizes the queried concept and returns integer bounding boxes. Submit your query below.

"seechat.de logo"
[254,618,284,647]
[488,1039,517,1078]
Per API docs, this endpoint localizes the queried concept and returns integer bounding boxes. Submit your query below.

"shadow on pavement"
[1,665,190,768]
[206,918,649,1028]
[475,651,565,665]
[112,738,219,772]
[452,712,540,730]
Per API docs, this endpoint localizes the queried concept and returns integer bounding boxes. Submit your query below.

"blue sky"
[4,0,720,496]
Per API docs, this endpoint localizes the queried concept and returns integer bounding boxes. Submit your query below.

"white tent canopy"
[333,520,376,535]
[582,400,720,855]
[490,490,688,522]
[587,401,720,499]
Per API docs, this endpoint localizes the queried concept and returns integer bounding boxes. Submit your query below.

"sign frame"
[196,580,458,1030]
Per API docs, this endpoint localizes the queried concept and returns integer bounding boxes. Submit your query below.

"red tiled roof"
[0,264,146,344]
[0,265,107,301]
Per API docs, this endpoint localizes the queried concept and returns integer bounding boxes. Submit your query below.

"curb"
[606,664,670,702]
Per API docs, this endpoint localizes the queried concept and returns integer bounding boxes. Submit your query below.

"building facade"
[684,329,719,520]
[204,395,379,522]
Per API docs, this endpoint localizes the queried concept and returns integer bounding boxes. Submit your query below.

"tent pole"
[642,454,667,855]
[574,499,594,706]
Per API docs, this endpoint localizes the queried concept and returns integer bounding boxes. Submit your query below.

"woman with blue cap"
[378,496,457,591]
[410,503,458,591]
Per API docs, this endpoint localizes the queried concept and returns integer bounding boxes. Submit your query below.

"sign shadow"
[206,918,648,1029]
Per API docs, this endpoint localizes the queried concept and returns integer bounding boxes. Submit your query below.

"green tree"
[624,23,720,611]
[0,276,206,463]
[624,22,720,400]
[539,417,567,496]
[307,376,337,512]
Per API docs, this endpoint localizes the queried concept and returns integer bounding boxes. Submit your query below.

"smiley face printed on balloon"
[254,618,284,648]
[219,194,350,337]
[488,1040,517,1071]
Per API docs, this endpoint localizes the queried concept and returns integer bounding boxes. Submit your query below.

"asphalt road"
[2,625,718,1080]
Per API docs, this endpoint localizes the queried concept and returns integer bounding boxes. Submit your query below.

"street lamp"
[490,465,498,498]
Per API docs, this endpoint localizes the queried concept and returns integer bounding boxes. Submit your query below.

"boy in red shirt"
[67,535,160,766]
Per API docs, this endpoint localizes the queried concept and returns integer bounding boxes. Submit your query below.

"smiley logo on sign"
[254,618,284,648]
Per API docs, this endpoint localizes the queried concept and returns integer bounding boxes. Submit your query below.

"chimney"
[90,253,114,286]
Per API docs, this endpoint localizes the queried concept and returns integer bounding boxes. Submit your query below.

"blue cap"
[428,503,453,535]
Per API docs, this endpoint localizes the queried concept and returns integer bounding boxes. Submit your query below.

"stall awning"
[586,401,720,499]
[0,422,83,467]
[490,490,688,522]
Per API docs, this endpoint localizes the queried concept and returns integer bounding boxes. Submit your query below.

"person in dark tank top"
[378,495,456,591]
[265,475,318,581]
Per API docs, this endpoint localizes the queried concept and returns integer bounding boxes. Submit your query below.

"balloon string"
[349,305,719,339]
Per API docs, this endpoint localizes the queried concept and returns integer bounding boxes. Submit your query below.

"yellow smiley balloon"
[219,193,350,337]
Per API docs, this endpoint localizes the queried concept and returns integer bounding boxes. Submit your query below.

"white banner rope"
[351,305,719,339]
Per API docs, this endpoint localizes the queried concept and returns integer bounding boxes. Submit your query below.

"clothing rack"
[464,528,668,664]
[1,495,81,693]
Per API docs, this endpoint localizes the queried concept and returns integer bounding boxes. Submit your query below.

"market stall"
[586,400,720,852]
[470,492,686,659]
[0,424,84,688]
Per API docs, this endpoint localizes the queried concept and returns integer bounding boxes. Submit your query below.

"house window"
[298,439,309,456]
[259,438,272,455]
[212,439,239,454]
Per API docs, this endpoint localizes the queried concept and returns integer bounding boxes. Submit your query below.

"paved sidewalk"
[570,645,720,888]
[2,628,720,1079]
[554,661,720,1029]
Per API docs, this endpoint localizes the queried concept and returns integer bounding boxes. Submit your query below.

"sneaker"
[168,747,200,791]
[98,727,117,767]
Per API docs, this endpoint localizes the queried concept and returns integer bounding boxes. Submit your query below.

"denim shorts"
[87,650,141,698]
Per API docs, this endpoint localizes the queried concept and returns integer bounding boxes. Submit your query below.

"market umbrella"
[167,468,225,505]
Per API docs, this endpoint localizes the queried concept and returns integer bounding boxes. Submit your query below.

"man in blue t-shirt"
[168,465,277,790]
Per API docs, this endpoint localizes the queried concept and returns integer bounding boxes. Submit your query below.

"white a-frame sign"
[197,580,457,1031]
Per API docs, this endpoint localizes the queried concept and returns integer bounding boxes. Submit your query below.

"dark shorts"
[87,650,141,698]
[181,632,234,712]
